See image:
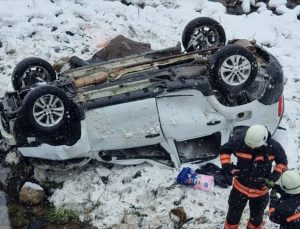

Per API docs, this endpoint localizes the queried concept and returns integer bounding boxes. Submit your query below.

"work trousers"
[226,187,269,228]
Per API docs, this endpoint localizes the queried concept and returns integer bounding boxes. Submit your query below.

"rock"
[32,206,47,217]
[65,31,75,36]
[19,182,45,205]
[10,216,28,228]
[81,47,90,54]
[29,31,36,38]
[51,26,58,32]
[100,176,109,184]
[8,204,28,229]
[6,49,16,55]
[133,170,142,178]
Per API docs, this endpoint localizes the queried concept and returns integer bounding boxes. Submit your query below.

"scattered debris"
[195,215,209,224]
[29,31,36,38]
[51,26,58,32]
[52,57,70,72]
[169,207,186,229]
[6,49,15,55]
[100,176,109,184]
[173,193,186,206]
[195,163,233,188]
[133,170,143,179]
[65,31,75,36]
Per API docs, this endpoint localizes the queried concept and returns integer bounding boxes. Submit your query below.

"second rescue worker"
[220,124,288,229]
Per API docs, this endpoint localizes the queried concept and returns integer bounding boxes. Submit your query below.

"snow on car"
[0,17,284,168]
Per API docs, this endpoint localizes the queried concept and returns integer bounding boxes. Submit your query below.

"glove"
[231,169,241,178]
[222,163,238,176]
[269,189,279,208]
[264,178,275,189]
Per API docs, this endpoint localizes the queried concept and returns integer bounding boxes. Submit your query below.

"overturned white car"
[0,17,284,168]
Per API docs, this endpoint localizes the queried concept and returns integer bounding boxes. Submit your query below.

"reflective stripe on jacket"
[219,135,287,190]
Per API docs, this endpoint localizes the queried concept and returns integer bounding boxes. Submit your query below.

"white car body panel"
[85,98,163,150]
[207,96,280,134]
[156,90,229,142]
[17,90,281,167]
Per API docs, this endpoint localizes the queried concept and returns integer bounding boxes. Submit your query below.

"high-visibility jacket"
[269,193,300,229]
[219,135,288,197]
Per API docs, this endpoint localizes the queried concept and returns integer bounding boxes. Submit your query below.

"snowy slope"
[1,0,300,228]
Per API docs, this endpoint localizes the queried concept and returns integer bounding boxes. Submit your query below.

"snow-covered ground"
[1,0,300,228]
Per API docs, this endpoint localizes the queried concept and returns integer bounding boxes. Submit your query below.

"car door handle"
[145,133,161,138]
[207,120,221,126]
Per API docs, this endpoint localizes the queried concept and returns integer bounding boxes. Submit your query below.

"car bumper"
[18,121,91,160]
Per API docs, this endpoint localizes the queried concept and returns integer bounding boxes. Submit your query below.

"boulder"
[19,182,45,205]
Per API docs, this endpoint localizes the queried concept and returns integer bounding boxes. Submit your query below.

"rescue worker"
[219,124,288,229]
[269,169,300,229]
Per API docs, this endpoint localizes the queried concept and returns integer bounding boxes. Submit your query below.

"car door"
[84,98,164,151]
[156,89,228,142]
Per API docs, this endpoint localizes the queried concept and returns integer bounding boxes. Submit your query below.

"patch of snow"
[5,151,20,165]
[241,0,254,13]
[269,0,287,8]
[22,182,44,191]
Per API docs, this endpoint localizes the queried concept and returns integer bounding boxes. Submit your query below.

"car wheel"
[182,17,226,52]
[22,85,71,132]
[209,44,258,93]
[12,57,56,90]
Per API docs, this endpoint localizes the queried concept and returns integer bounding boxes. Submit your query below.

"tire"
[209,44,258,93]
[22,85,71,132]
[12,57,56,90]
[182,17,226,52]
